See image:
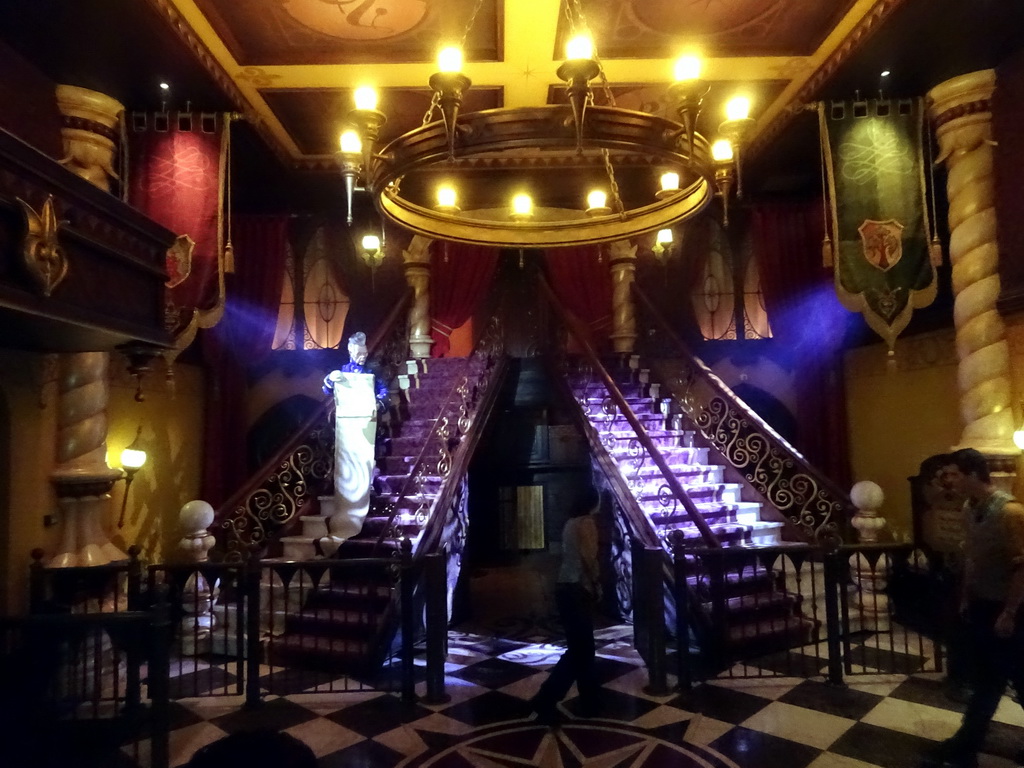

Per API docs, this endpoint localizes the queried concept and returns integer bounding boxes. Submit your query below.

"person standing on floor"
[924,448,1024,768]
[530,486,603,726]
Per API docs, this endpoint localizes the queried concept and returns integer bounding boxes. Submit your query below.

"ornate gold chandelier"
[336,7,753,248]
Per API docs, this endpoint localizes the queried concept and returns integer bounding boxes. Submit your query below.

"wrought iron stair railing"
[213,291,413,561]
[632,284,854,545]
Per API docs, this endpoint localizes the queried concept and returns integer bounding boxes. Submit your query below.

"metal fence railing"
[631,540,944,688]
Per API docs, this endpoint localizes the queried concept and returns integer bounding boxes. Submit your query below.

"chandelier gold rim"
[367,103,717,246]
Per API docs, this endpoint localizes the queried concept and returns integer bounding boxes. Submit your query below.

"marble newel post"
[50,352,127,568]
[404,235,434,358]
[608,240,638,354]
[928,70,1019,483]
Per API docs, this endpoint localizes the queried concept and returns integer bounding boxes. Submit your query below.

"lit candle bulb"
[512,193,533,219]
[725,95,751,121]
[565,34,594,61]
[339,129,362,154]
[660,172,680,192]
[711,139,734,162]
[673,56,701,82]
[361,234,381,252]
[438,46,463,73]
[656,228,673,246]
[587,189,607,210]
[436,185,457,210]
[354,86,378,111]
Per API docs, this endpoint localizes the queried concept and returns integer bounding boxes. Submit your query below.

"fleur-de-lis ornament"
[18,195,68,296]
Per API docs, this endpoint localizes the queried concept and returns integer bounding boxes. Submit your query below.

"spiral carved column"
[609,240,638,354]
[928,70,1017,471]
[49,352,126,568]
[403,236,434,358]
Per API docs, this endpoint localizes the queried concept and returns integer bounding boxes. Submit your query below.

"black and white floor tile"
[133,621,1024,768]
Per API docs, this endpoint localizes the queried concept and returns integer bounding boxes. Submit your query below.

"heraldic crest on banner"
[819,99,940,351]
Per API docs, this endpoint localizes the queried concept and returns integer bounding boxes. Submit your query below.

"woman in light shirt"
[529,486,602,725]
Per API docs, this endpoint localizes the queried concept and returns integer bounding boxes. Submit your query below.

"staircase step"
[610,445,710,465]
[279,537,319,561]
[360,513,425,538]
[268,635,371,671]
[284,608,384,637]
[659,520,784,547]
[626,464,724,484]
[299,515,330,538]
[638,483,744,505]
[724,616,819,652]
[376,473,443,496]
[713,592,803,623]
[646,500,761,527]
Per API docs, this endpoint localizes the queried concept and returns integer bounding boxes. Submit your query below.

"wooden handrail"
[212,290,413,536]
[538,277,720,548]
[631,282,853,541]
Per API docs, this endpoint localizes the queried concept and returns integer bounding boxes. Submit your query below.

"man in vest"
[925,448,1024,768]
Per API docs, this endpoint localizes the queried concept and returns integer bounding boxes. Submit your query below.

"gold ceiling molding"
[747,0,911,160]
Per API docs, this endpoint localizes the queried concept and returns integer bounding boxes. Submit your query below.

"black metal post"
[423,550,451,704]
[672,541,691,690]
[245,555,263,708]
[399,539,419,704]
[643,546,669,695]
[149,586,171,768]
[707,548,727,672]
[823,548,846,687]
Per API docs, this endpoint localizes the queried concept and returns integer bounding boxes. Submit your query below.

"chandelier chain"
[459,0,487,51]
[422,0,486,125]
[601,148,624,214]
[422,90,442,126]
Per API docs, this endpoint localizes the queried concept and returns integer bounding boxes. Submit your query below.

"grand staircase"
[264,330,504,672]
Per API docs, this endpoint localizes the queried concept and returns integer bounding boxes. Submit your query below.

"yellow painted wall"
[0,353,205,614]
[844,330,962,541]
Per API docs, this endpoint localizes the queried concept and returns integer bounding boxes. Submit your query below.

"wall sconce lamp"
[718,95,755,198]
[117,426,147,529]
[652,228,675,261]
[360,233,384,268]
[1014,402,1024,451]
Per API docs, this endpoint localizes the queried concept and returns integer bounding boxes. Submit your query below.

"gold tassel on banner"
[223,240,235,274]
[817,102,836,268]
[921,98,944,267]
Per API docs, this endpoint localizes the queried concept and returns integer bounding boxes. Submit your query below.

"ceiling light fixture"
[336,3,749,248]
[880,70,891,77]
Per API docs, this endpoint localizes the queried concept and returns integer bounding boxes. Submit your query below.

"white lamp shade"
[362,234,381,251]
[512,194,533,216]
[587,189,607,209]
[656,228,673,245]
[660,171,680,191]
[725,96,751,121]
[339,130,362,154]
[438,46,463,73]
[711,139,734,162]
[674,56,701,81]
[354,86,378,111]
[121,446,147,470]
[565,35,594,61]
[437,185,457,208]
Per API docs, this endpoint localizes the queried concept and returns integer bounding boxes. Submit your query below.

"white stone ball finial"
[850,480,887,544]
[178,499,216,562]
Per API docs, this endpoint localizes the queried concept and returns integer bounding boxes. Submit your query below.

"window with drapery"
[692,218,772,341]
[272,226,351,350]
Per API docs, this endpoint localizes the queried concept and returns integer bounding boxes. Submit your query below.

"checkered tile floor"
[134,622,1024,768]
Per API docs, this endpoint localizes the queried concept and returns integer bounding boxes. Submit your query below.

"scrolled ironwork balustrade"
[632,283,851,545]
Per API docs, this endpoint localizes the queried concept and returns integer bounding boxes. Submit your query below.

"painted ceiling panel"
[557,0,860,58]
[194,0,503,66]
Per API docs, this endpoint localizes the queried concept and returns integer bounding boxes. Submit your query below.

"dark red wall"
[995,50,1024,313]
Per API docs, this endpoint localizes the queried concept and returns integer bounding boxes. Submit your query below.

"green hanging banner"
[819,99,939,350]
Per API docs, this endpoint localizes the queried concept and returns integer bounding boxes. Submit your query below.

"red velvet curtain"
[201,215,289,508]
[430,241,499,357]
[752,202,851,489]
[543,245,613,334]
